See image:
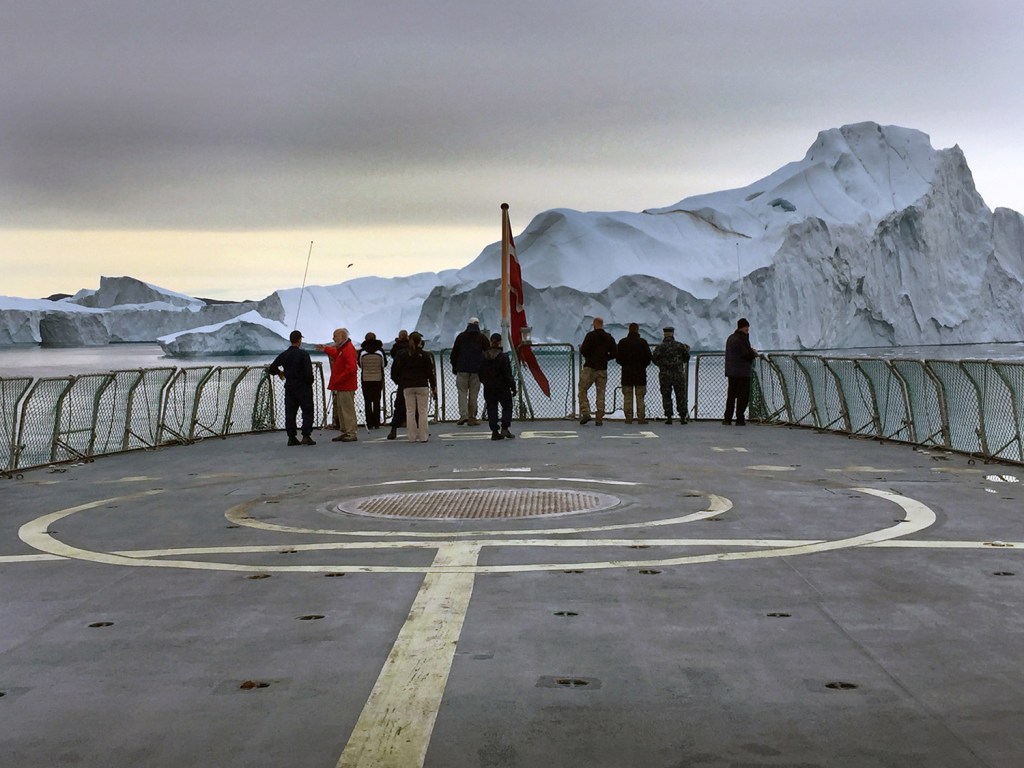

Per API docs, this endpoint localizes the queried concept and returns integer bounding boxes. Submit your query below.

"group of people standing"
[266,327,434,448]
[449,318,517,440]
[577,316,758,426]
[267,315,758,446]
[578,318,695,426]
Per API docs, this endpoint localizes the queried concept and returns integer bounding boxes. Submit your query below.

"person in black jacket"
[450,317,489,426]
[386,330,409,440]
[393,331,437,442]
[267,330,316,446]
[479,333,517,440]
[578,317,617,426]
[617,322,653,424]
[723,317,759,426]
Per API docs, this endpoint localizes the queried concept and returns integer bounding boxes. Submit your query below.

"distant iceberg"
[158,311,293,356]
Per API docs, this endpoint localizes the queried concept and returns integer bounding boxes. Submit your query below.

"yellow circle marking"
[17,482,936,574]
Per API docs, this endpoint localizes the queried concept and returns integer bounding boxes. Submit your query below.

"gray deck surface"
[2,420,1022,768]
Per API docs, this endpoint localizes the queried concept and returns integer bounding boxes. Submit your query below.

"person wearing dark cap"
[616,322,652,424]
[478,333,517,440]
[268,330,316,446]
[357,332,387,429]
[723,317,758,426]
[651,326,690,425]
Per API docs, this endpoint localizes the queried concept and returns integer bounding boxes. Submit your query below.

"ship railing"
[2,351,1021,474]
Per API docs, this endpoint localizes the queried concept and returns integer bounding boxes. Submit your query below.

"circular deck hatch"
[334,488,620,520]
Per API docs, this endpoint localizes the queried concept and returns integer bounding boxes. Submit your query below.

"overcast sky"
[2,0,1022,300]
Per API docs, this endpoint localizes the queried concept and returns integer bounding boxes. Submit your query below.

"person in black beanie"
[479,332,517,440]
[723,318,758,426]
[358,332,387,429]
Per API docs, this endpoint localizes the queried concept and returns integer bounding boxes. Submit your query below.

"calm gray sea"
[0,344,280,379]
[1,341,1023,380]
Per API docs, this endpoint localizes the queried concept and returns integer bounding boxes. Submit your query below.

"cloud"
[2,0,1023,237]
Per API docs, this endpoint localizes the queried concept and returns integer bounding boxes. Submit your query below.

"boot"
[501,427,515,440]
[387,427,397,440]
[491,430,504,440]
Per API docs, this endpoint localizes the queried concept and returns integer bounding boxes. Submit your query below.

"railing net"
[3,352,1023,471]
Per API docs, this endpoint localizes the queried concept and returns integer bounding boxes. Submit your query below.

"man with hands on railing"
[578,316,617,426]
[617,322,653,424]
[723,317,758,426]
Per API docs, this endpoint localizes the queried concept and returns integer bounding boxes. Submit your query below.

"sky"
[2,0,1022,301]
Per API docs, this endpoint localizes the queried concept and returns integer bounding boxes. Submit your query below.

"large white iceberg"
[3,122,1023,353]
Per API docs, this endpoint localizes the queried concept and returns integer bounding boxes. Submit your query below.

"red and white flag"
[503,207,551,397]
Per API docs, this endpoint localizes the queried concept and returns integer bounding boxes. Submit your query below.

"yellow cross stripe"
[336,541,481,768]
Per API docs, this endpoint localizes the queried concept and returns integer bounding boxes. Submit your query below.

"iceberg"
[0,276,262,347]
[3,122,1023,353]
[158,311,293,356]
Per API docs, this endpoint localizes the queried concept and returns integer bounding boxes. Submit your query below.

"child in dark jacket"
[478,333,517,440]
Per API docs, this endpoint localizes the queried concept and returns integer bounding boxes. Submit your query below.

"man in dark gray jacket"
[617,322,653,424]
[268,330,316,446]
[578,317,617,426]
[450,317,489,426]
[723,317,758,426]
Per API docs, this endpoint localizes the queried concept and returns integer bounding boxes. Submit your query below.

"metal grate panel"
[337,488,620,520]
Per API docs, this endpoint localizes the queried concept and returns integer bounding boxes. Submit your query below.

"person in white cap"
[450,317,488,425]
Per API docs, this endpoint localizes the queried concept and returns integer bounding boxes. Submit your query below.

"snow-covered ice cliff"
[3,122,1022,353]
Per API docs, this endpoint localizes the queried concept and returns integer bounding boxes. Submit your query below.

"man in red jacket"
[317,328,359,442]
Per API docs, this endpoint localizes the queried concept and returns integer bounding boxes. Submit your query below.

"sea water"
[2,341,1023,380]
[0,344,280,379]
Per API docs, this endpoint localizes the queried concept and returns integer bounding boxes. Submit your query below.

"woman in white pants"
[393,332,437,442]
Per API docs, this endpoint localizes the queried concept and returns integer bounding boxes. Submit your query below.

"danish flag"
[504,208,551,397]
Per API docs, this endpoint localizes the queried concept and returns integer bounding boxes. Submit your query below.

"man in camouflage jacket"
[651,326,690,424]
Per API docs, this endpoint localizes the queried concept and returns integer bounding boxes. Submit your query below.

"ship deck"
[2,419,1022,767]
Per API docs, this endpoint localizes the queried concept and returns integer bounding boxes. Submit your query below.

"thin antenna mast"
[736,242,743,310]
[293,240,313,330]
